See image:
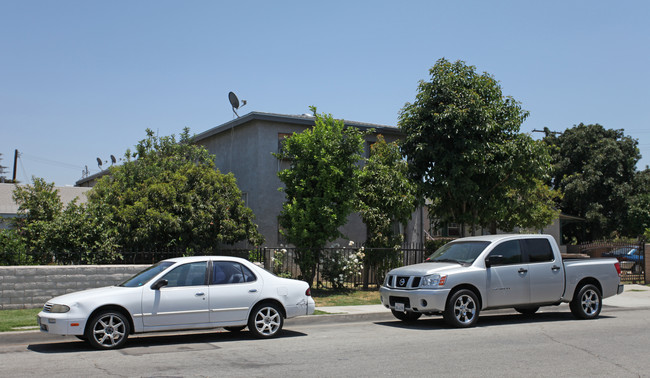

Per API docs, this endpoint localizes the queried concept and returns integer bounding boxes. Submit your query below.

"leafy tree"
[9,177,118,264]
[89,128,264,251]
[625,169,650,236]
[0,228,28,265]
[399,58,559,233]
[544,124,641,241]
[357,135,419,285]
[12,177,64,263]
[276,107,366,285]
[544,123,650,241]
[357,135,418,248]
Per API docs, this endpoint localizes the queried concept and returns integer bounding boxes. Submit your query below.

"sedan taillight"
[305,288,312,296]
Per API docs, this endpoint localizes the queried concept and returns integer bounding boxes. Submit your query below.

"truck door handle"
[518,268,528,274]
[551,265,561,271]
[195,292,205,296]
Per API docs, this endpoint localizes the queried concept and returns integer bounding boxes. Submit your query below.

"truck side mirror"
[151,279,168,290]
[485,255,504,268]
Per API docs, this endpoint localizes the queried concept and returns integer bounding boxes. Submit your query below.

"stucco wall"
[0,265,146,310]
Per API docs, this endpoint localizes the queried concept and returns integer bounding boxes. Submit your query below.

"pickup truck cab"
[380,234,624,327]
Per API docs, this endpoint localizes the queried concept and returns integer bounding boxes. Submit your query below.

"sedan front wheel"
[85,310,130,349]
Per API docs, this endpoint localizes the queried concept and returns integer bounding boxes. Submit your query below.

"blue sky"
[1,1,649,186]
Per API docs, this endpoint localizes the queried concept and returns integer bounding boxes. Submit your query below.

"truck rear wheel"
[570,284,602,319]
[443,289,480,328]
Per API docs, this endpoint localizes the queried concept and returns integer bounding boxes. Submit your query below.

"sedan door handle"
[551,265,561,271]
[249,289,258,293]
[518,268,528,274]
[195,292,205,296]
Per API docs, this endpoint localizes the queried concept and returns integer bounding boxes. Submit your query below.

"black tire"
[632,263,642,274]
[570,284,602,320]
[443,289,480,328]
[248,303,284,338]
[85,310,130,349]
[514,306,539,315]
[391,310,422,322]
[224,326,246,332]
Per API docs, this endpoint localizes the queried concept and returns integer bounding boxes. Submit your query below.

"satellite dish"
[228,91,247,118]
[110,155,117,164]
[229,92,239,109]
[96,157,103,170]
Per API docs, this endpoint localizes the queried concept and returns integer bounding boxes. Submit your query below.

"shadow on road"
[375,311,615,330]
[27,329,307,354]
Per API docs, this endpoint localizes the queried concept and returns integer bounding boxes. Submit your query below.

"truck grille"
[386,275,421,289]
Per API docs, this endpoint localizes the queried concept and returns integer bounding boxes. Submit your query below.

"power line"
[20,153,83,171]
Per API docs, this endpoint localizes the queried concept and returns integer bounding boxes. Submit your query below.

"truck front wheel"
[443,289,480,328]
[570,284,602,320]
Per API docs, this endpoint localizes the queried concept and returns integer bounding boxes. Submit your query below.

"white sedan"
[37,256,315,349]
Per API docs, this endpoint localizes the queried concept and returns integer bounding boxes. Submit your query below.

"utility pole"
[12,149,18,183]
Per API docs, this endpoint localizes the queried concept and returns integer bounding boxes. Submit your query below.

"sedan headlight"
[49,304,71,313]
[420,274,447,288]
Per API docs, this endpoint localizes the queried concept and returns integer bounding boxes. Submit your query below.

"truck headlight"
[421,274,447,288]
[50,304,71,313]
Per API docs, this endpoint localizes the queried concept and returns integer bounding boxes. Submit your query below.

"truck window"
[522,238,554,263]
[487,240,522,265]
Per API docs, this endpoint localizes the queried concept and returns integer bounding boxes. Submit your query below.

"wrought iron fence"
[1,244,432,289]
[578,239,646,284]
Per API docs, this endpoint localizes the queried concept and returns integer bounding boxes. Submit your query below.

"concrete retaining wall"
[0,265,147,310]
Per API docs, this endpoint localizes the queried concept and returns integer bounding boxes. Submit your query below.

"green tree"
[358,135,418,248]
[276,107,365,285]
[357,135,419,285]
[544,124,642,241]
[9,177,118,264]
[12,177,63,263]
[625,169,650,236]
[399,58,558,233]
[89,128,263,251]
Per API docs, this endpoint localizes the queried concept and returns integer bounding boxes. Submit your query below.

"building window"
[278,133,292,155]
[447,223,460,237]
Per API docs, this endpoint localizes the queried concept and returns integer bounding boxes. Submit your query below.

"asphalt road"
[1,307,650,377]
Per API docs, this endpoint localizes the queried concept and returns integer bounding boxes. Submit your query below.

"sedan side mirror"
[151,279,168,290]
[485,255,504,268]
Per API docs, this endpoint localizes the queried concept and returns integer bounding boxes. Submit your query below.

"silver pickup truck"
[380,234,624,327]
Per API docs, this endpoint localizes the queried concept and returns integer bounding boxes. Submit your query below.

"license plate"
[395,302,405,312]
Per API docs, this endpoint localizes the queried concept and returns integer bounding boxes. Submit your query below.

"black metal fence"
[578,239,646,284]
[1,245,432,289]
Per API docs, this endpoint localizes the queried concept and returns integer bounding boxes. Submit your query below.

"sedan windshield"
[119,261,174,287]
[425,241,490,265]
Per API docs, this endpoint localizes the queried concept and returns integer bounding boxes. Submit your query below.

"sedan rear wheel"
[85,311,130,349]
[248,303,284,338]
